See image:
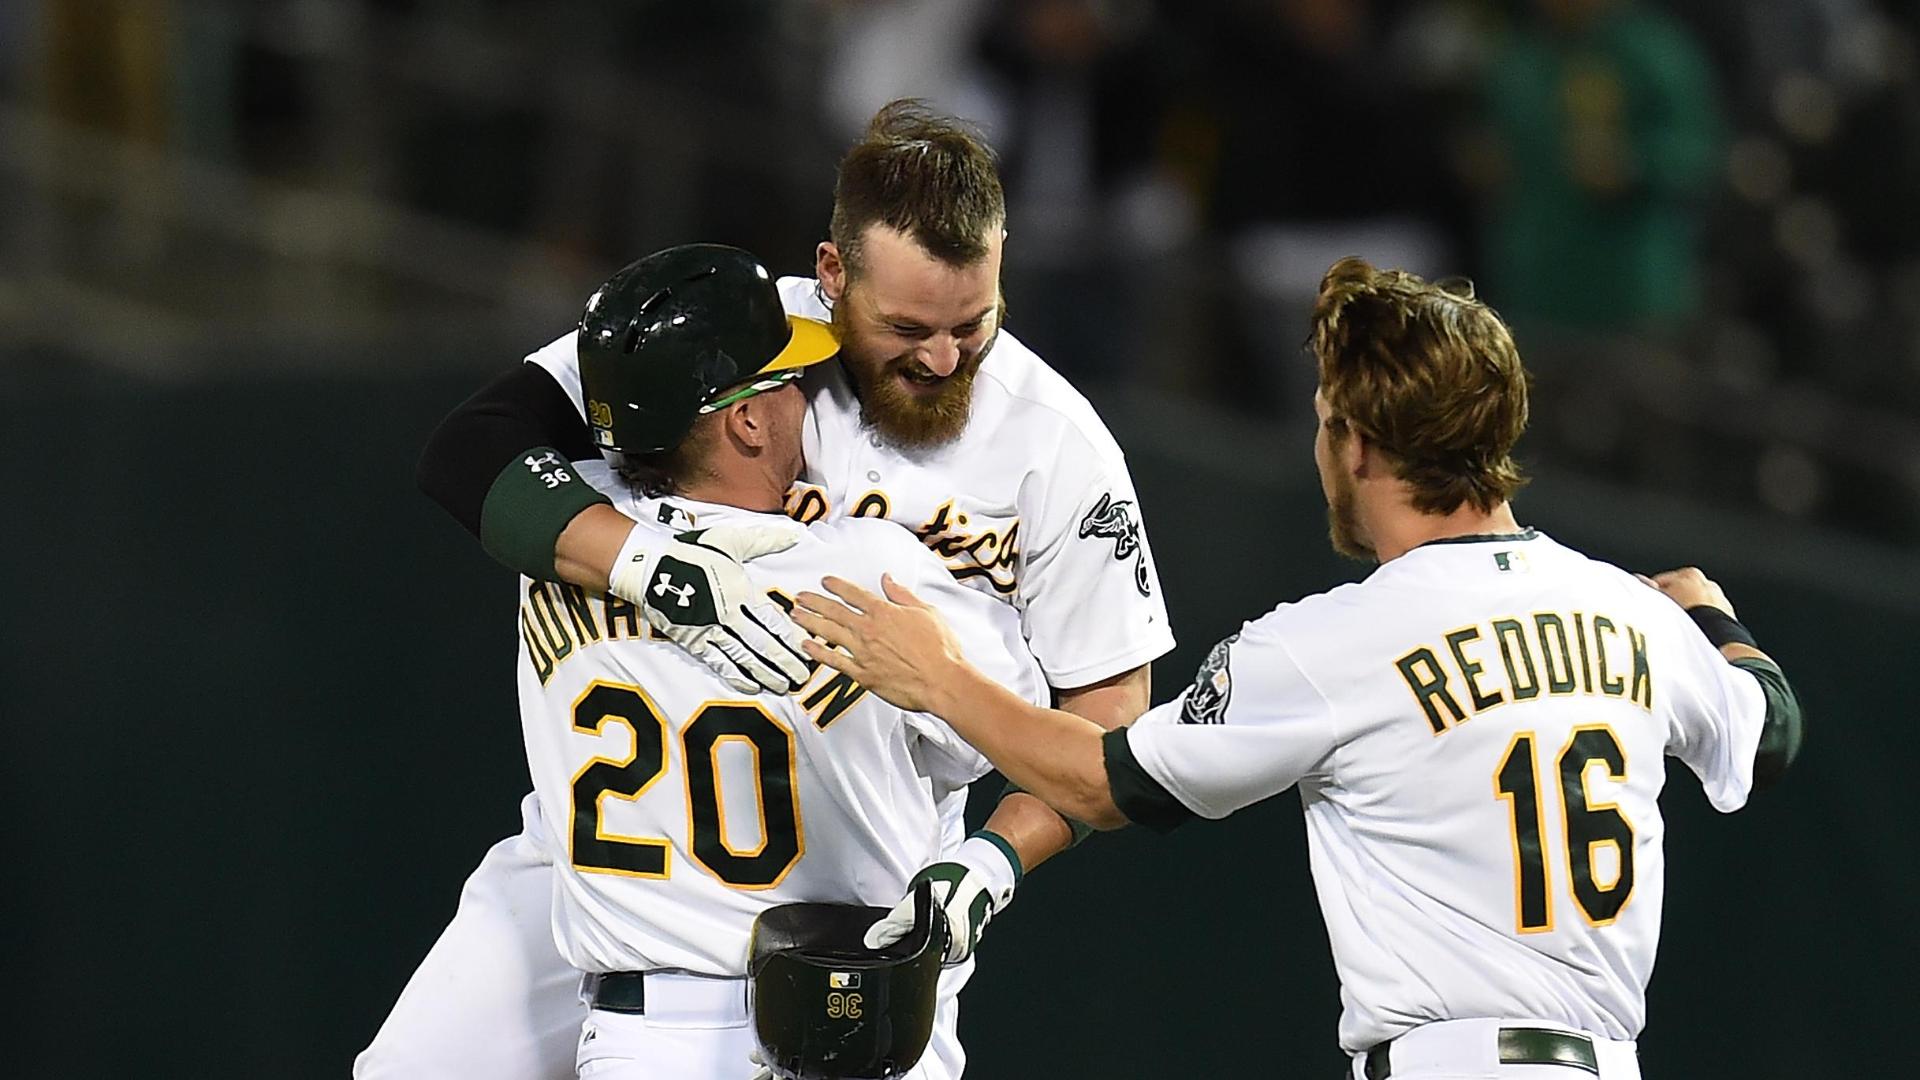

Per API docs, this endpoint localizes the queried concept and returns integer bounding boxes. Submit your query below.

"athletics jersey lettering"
[782,485,1023,596]
[1395,610,1654,733]
[913,500,1020,595]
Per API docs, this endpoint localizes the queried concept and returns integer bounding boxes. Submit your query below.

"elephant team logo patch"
[1078,492,1151,597]
[1181,633,1239,725]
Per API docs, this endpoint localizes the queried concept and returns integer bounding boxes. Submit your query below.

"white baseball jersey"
[525,276,1175,692]
[1109,532,1770,1052]
[515,489,1046,975]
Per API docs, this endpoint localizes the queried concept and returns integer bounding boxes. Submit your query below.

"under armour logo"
[525,451,561,472]
[653,576,696,608]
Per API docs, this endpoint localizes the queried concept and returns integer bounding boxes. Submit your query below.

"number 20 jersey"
[514,492,1046,977]
[1116,532,1769,1051]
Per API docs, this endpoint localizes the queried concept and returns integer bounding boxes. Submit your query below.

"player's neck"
[1367,500,1522,564]
[677,467,788,515]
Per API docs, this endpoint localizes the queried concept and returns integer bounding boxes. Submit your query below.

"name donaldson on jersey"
[517,578,870,727]
[1395,610,1653,734]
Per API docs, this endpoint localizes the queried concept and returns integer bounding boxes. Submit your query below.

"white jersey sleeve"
[1115,608,1339,821]
[1017,424,1174,688]
[1656,606,1770,812]
[525,331,588,421]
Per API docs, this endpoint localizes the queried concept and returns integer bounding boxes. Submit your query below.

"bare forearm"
[554,503,637,591]
[981,793,1075,871]
[984,665,1151,866]
[930,668,1124,829]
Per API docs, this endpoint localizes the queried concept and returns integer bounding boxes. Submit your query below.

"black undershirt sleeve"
[415,361,610,579]
[1731,656,1804,794]
[1102,727,1196,833]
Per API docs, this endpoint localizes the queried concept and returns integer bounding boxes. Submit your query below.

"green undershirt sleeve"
[478,447,612,580]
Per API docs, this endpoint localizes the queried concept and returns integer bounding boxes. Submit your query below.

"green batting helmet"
[577,243,840,454]
[748,883,946,1080]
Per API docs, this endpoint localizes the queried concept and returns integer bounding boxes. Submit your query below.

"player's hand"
[609,524,813,695]
[1637,566,1736,618]
[865,835,1019,966]
[792,574,966,713]
[747,1045,775,1080]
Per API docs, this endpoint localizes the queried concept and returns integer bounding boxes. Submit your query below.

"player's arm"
[797,576,1132,828]
[418,359,809,693]
[1644,567,1805,792]
[980,664,1151,869]
[801,576,1338,833]
[975,437,1174,859]
[416,361,621,584]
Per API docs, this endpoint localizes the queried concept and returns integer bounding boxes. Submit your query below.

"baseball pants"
[1347,1019,1641,1080]
[354,795,972,1080]
[576,969,967,1079]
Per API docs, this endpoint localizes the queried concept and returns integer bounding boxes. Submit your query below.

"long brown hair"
[1311,257,1530,515]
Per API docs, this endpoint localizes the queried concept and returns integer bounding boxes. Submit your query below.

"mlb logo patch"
[1493,550,1529,573]
[657,503,698,530]
[828,972,861,989]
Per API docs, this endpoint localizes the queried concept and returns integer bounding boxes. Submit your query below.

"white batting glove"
[608,523,813,695]
[864,834,1020,966]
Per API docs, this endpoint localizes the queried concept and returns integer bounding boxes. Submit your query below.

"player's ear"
[817,242,846,302]
[1344,427,1375,480]
[724,396,771,451]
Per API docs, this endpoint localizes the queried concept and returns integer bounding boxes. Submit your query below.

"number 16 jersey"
[1109,532,1770,1051]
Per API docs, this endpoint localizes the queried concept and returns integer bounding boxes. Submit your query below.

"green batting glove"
[863,832,1022,965]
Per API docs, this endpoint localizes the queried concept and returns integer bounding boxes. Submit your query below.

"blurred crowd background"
[7,4,1919,1077]
[7,0,1920,541]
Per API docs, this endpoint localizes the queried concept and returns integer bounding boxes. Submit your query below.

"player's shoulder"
[1236,580,1374,647]
[971,329,1127,464]
[777,276,831,321]
[802,515,939,574]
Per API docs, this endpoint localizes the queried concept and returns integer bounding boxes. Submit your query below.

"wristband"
[1686,605,1757,649]
[966,830,1024,886]
[607,523,655,600]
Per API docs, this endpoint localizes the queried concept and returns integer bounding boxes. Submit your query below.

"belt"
[583,970,750,1024]
[1363,1026,1599,1078]
[584,971,648,1015]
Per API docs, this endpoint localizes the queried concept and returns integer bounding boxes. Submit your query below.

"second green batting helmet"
[577,243,840,454]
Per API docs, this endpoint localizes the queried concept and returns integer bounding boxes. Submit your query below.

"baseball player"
[361,101,1174,1079]
[793,257,1805,1080]
[509,242,1044,1078]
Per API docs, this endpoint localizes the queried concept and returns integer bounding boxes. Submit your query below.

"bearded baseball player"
[505,242,1044,1079]
[361,101,1174,1078]
[793,257,1805,1080]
